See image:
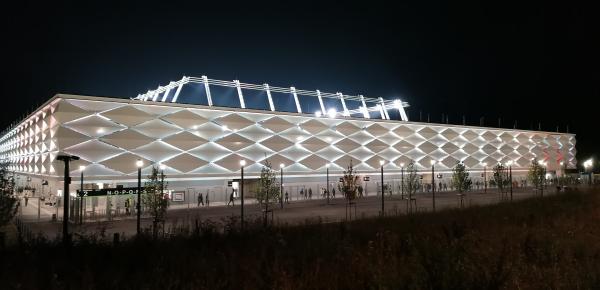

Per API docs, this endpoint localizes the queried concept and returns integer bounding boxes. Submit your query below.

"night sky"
[1,1,598,169]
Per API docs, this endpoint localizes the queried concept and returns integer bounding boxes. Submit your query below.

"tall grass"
[2,189,600,289]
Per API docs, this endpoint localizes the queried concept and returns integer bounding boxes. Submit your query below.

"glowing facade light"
[393,99,402,108]
[96,128,104,134]
[315,111,322,118]
[240,160,246,166]
[136,160,144,168]
[430,160,436,166]
[222,125,229,131]
[327,108,337,118]
[400,163,405,167]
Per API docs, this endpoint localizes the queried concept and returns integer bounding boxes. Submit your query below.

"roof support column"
[160,82,173,102]
[234,80,246,109]
[265,84,275,111]
[337,92,350,117]
[397,99,409,121]
[359,95,370,119]
[171,77,186,103]
[316,90,325,114]
[291,87,301,113]
[202,75,213,106]
[378,97,389,120]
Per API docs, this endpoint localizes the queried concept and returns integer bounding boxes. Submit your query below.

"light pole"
[380,160,385,216]
[56,154,80,245]
[79,165,85,224]
[506,160,513,201]
[540,160,547,196]
[326,163,330,204]
[400,163,405,199]
[584,159,593,186]
[482,162,488,193]
[240,160,246,230]
[279,163,284,209]
[136,159,143,235]
[431,160,436,211]
[159,164,166,196]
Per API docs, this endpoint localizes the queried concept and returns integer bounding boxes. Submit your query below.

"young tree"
[0,161,18,228]
[256,158,280,226]
[528,158,546,195]
[451,162,472,193]
[338,160,360,202]
[144,166,169,238]
[404,161,420,201]
[491,163,510,195]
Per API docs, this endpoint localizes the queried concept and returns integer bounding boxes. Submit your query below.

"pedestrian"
[198,193,204,206]
[125,198,130,214]
[206,192,210,207]
[308,188,312,199]
[300,189,304,199]
[24,193,28,207]
[333,188,336,198]
[228,190,235,206]
[285,191,289,203]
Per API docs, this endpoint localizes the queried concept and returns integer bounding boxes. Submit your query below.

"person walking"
[198,193,204,206]
[125,198,130,215]
[206,192,210,207]
[308,188,312,199]
[285,191,289,204]
[227,190,235,206]
[24,193,29,207]
[332,188,336,198]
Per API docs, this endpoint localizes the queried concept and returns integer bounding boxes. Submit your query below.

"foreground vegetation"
[2,188,600,289]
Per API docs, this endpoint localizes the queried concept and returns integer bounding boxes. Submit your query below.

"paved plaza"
[16,186,561,239]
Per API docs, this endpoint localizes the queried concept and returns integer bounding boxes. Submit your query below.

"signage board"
[77,187,144,197]
[172,191,185,202]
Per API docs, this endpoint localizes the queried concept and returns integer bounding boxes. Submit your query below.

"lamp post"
[482,162,488,193]
[431,160,436,212]
[400,163,405,199]
[56,154,80,245]
[506,160,513,201]
[326,163,330,204]
[279,163,284,209]
[240,160,246,230]
[159,164,166,197]
[136,159,143,235]
[584,159,593,186]
[79,165,85,225]
[540,161,547,197]
[380,160,385,216]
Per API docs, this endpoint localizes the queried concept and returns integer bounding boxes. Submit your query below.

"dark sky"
[1,1,598,169]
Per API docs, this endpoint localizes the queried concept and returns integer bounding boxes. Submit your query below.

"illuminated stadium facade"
[0,76,576,203]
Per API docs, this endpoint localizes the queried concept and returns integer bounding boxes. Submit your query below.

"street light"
[56,154,80,245]
[584,159,593,186]
[279,163,284,209]
[506,160,513,201]
[539,160,547,196]
[240,159,246,230]
[431,159,436,211]
[79,165,85,225]
[482,162,488,193]
[400,163,405,199]
[159,164,166,197]
[326,163,330,204]
[380,160,385,216]
[136,159,143,235]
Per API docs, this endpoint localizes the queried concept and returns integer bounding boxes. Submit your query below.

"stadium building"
[0,76,576,210]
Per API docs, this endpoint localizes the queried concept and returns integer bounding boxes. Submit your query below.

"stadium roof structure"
[133,76,410,121]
